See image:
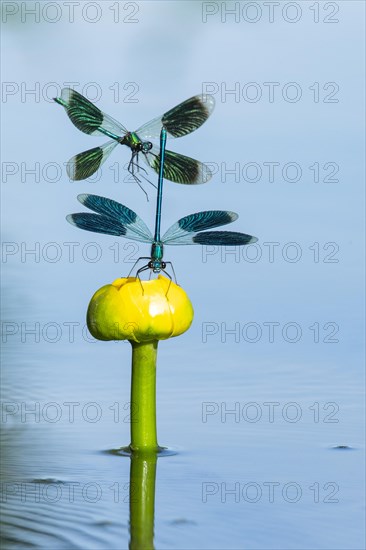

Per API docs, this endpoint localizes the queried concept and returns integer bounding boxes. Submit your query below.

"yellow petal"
[87,276,193,342]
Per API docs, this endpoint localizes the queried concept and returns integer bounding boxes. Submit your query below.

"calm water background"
[1,1,365,548]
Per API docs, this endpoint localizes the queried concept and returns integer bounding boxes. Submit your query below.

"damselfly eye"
[162,262,166,269]
[148,261,153,268]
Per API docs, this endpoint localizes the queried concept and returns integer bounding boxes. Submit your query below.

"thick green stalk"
[130,341,159,452]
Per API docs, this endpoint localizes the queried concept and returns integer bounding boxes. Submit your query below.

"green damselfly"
[54,88,215,191]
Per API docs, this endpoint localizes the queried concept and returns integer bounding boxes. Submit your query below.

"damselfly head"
[141,141,153,153]
[148,260,164,273]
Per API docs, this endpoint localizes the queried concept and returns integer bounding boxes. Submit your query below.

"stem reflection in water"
[129,451,157,550]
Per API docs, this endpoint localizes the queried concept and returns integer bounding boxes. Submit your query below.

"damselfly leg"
[127,153,157,201]
[163,262,178,285]
[127,257,151,278]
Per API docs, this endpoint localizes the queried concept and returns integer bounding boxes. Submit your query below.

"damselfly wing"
[66,193,257,279]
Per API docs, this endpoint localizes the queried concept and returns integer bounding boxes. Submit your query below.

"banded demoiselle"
[54,88,215,189]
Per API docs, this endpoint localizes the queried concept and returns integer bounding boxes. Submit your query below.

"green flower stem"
[129,452,157,550]
[130,341,159,452]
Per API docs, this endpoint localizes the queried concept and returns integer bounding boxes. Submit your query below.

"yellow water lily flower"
[87,275,194,343]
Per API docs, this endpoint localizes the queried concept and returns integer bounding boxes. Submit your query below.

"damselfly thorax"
[119,132,152,153]
[147,243,166,273]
